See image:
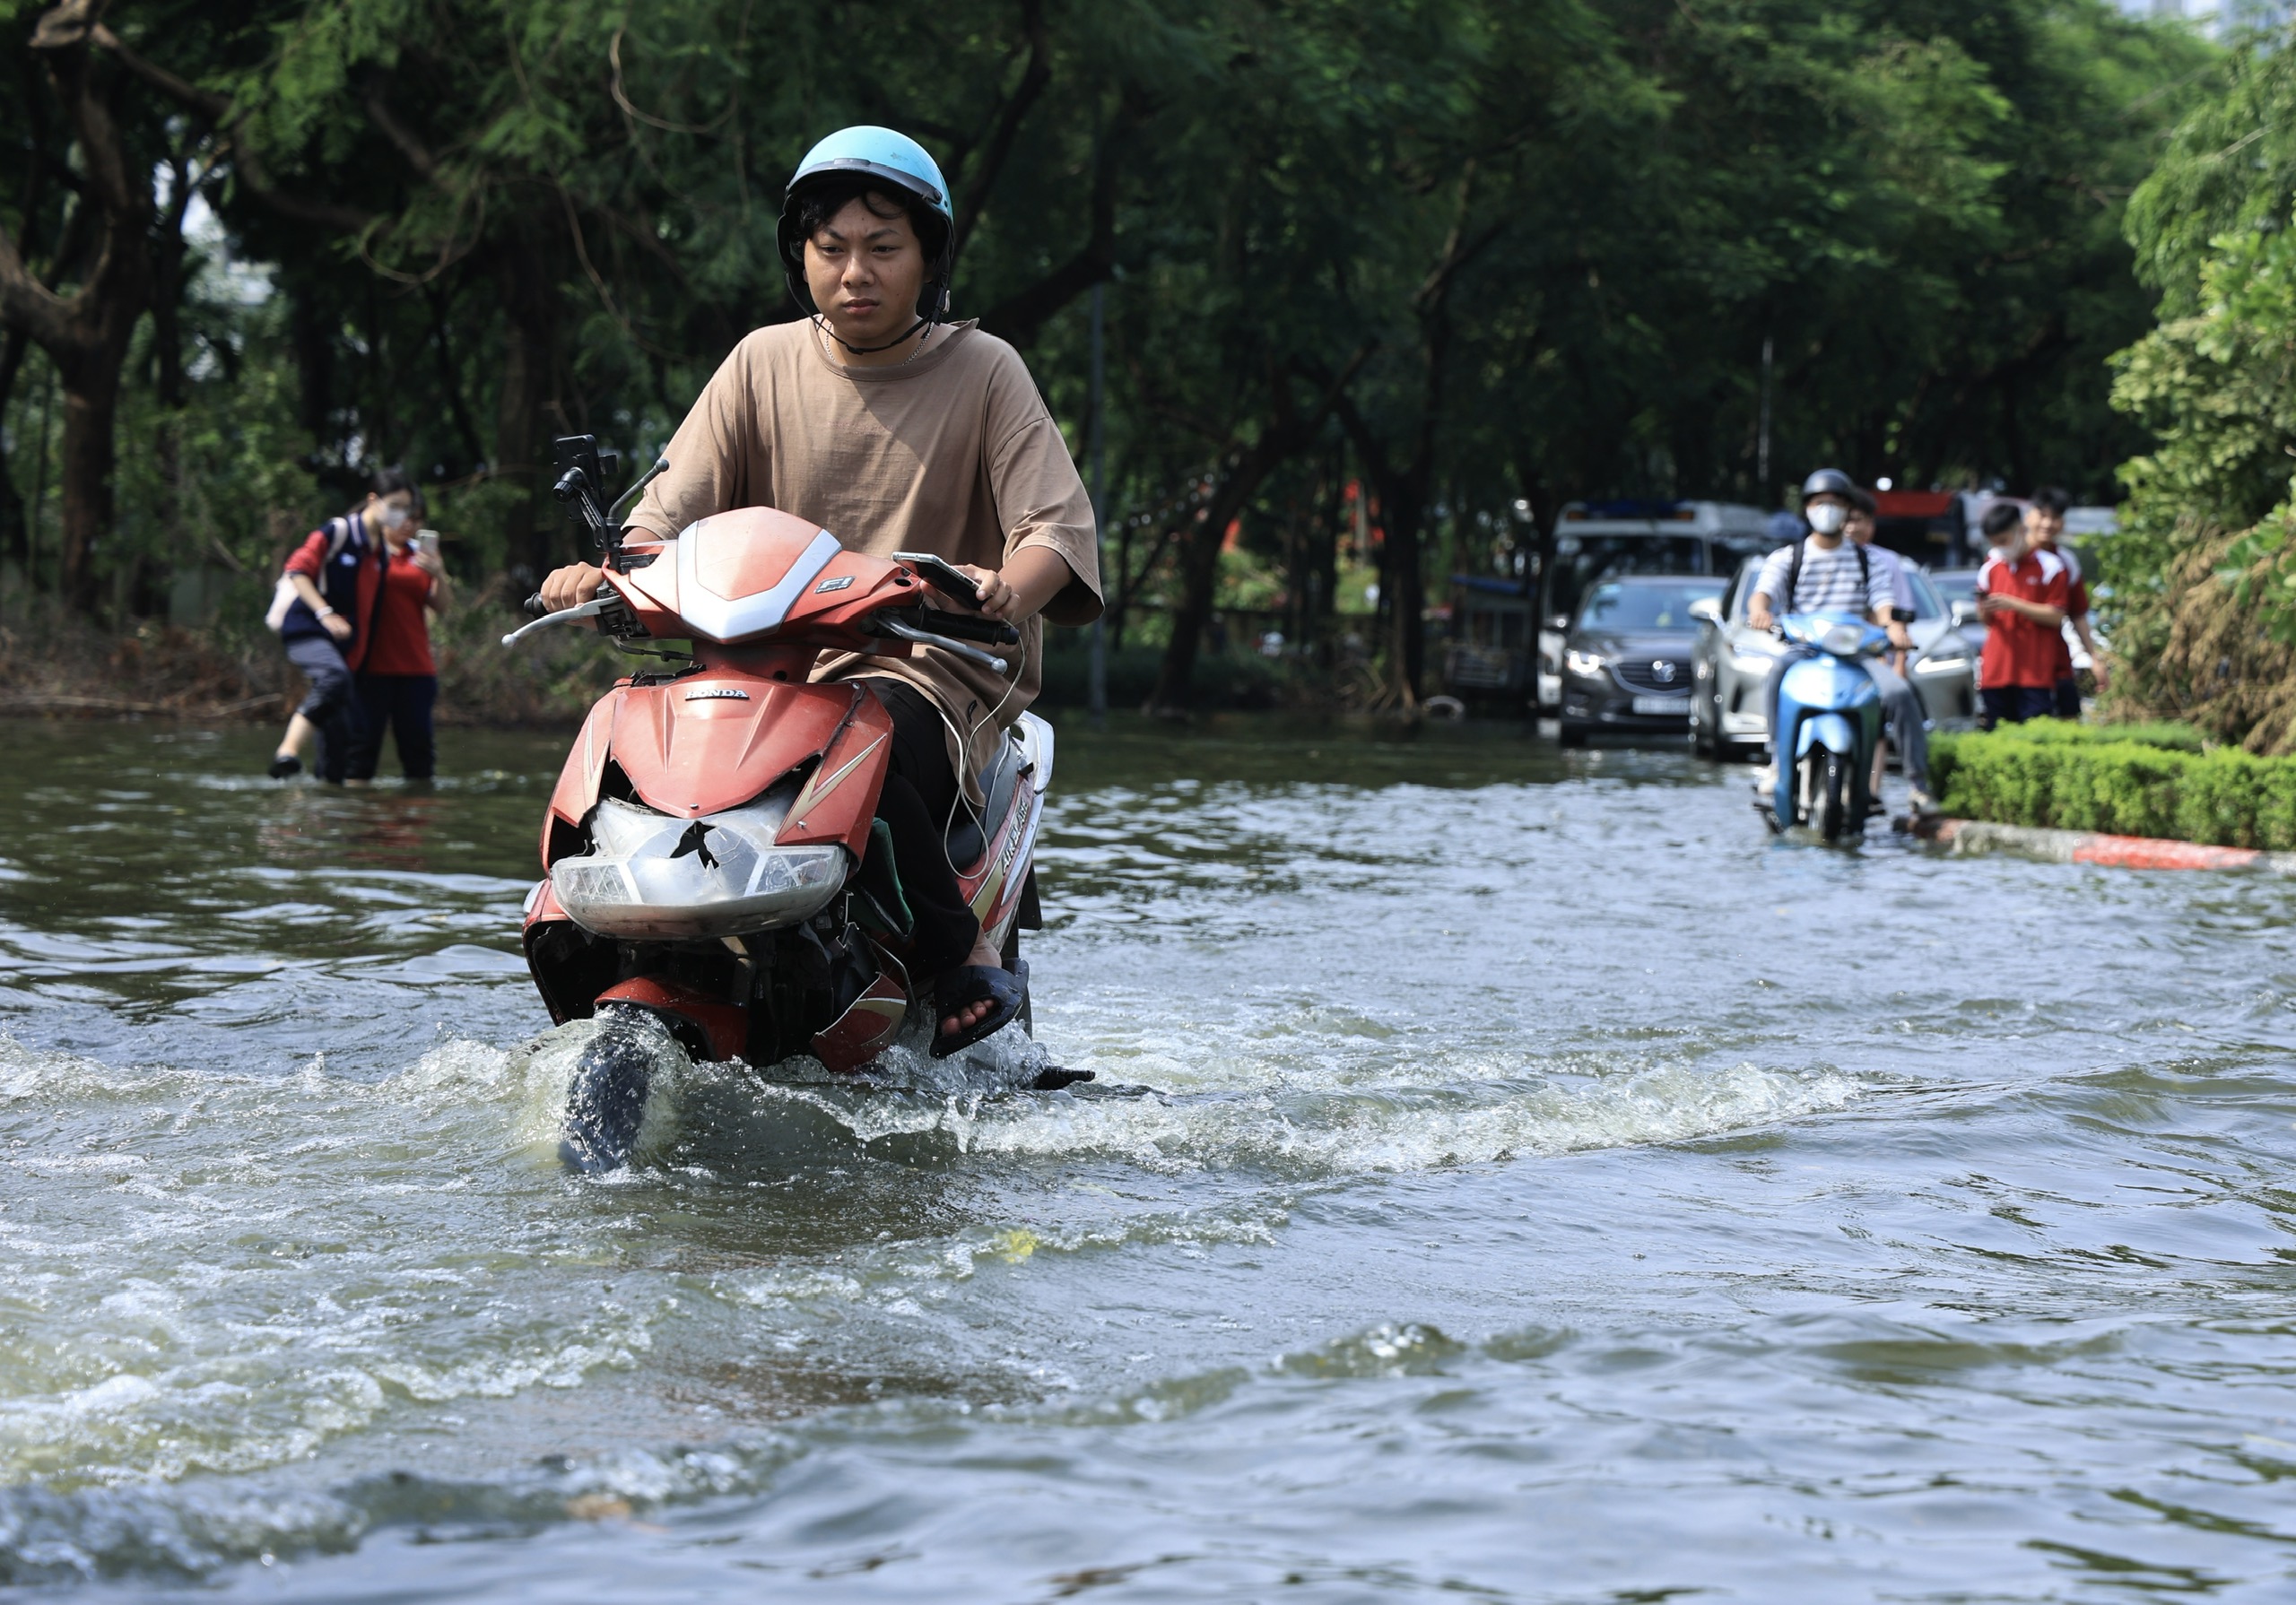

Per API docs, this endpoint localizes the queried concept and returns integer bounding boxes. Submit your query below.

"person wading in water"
[539,126,1100,1056]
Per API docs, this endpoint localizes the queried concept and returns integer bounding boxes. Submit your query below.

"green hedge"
[1931,720,2296,847]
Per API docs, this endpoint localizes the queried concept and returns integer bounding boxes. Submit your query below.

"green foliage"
[1930,719,2296,847]
[2100,30,2296,749]
[0,0,2229,716]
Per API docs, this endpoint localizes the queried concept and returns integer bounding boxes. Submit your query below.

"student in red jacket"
[346,495,452,783]
[1976,513,2071,727]
[267,469,412,783]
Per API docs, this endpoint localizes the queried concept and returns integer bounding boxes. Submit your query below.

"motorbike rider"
[537,126,1100,1058]
[1747,468,1931,813]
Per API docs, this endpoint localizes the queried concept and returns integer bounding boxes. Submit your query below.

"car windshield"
[1548,535,1708,621]
[1904,568,1944,621]
[1577,580,1724,631]
[1929,569,1979,605]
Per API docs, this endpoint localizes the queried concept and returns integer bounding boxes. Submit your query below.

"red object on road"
[2070,836,2261,872]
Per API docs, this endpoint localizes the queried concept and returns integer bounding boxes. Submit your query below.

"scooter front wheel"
[1810,749,1851,842]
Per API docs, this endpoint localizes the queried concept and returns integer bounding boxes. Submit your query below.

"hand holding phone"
[894,551,982,608]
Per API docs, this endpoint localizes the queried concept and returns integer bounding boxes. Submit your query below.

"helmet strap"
[813,312,931,357]
[807,258,951,357]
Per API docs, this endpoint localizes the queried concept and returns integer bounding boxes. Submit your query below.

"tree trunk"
[0,0,155,615]
[1148,348,1372,713]
[0,330,30,569]
[495,228,564,584]
[53,346,124,612]
[1150,466,1270,715]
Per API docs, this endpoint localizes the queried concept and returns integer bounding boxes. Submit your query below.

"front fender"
[1796,711,1857,759]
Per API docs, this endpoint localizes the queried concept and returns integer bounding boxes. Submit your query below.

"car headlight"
[1913,653,1971,675]
[1730,650,1778,674]
[1564,648,1606,677]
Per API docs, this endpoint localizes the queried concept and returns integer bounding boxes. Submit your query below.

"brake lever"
[501,595,612,647]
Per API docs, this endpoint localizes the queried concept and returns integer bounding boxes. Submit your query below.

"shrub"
[1931,720,2296,846]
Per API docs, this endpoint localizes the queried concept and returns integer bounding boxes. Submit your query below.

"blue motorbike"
[1762,612,1891,842]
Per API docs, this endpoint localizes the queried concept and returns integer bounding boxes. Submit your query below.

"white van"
[1536,499,1775,710]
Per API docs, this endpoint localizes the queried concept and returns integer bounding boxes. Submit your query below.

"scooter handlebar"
[916,608,1021,647]
[524,594,551,619]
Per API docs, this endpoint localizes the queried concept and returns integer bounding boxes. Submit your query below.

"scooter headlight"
[1820,623,1867,656]
[552,795,847,939]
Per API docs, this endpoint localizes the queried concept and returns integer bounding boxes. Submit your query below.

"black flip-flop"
[267,754,303,779]
[931,959,1029,1059]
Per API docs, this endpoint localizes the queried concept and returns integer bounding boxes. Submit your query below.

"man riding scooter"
[536,125,1100,1058]
[1748,468,1933,814]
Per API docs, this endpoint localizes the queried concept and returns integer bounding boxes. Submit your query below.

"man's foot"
[932,957,1029,1060]
[1907,786,1938,816]
[267,752,302,779]
[939,934,1006,1037]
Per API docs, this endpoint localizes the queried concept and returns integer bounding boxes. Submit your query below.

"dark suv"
[1557,575,1726,747]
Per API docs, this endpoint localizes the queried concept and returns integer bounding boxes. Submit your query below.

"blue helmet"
[778,126,954,323]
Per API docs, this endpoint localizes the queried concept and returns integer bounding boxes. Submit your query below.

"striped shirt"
[1862,541,1916,615]
[1753,538,1894,616]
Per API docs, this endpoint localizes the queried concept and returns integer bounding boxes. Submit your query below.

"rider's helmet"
[777,126,955,328]
[1800,467,1857,503]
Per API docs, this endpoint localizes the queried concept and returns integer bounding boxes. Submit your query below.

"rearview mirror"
[1688,596,1722,625]
[1545,614,1570,631]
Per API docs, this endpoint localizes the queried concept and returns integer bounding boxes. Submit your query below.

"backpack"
[265,516,364,633]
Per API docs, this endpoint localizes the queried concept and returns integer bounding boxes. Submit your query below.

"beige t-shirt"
[626,318,1101,794]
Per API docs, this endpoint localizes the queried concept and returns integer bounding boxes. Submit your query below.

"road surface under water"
[0,715,2291,1602]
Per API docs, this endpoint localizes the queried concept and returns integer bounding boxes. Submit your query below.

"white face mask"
[1807,502,1848,536]
[376,504,412,533]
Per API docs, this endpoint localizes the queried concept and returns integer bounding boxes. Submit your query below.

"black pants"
[2053,678,2082,719]
[1981,685,2054,729]
[865,680,980,977]
[348,673,438,780]
[284,632,359,785]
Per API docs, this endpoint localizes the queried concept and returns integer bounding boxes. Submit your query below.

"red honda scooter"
[508,437,1064,1170]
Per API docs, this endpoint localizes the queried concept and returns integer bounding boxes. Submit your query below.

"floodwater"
[0,715,2292,1602]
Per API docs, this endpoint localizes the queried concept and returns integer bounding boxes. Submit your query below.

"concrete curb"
[1912,816,2296,875]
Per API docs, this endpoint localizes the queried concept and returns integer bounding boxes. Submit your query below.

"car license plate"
[1632,694,1692,716]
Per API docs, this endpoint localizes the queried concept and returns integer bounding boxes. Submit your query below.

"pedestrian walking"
[265,469,408,783]
[345,497,450,784]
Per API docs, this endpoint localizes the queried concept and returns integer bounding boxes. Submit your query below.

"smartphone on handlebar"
[894,551,982,608]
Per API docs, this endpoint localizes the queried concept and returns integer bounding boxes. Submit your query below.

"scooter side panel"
[608,679,852,819]
[778,690,895,857]
[544,691,623,865]
[964,786,1042,950]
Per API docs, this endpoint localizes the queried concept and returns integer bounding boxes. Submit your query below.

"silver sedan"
[1689,557,1979,760]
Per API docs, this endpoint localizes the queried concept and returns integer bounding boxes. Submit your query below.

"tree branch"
[31,0,136,216]
[951,0,1051,257]
[976,88,1148,347]
[363,76,438,179]
[87,20,376,234]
